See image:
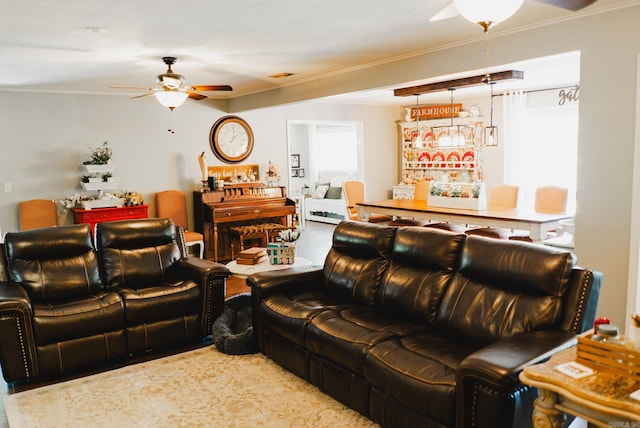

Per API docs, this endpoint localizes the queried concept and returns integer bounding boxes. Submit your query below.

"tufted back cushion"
[323,221,396,306]
[96,218,181,289]
[377,227,466,324]
[4,224,101,303]
[436,235,576,346]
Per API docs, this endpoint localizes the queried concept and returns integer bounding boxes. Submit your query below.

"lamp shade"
[154,90,188,109]
[453,0,524,30]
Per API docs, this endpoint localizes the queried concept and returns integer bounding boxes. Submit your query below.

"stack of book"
[236,247,268,265]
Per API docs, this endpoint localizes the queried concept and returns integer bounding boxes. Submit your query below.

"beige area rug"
[4,346,378,428]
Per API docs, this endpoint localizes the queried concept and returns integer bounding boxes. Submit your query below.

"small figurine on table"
[198,152,210,192]
[265,161,280,186]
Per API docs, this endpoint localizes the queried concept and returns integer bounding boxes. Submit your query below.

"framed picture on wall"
[291,154,300,168]
[298,168,305,178]
[291,169,299,178]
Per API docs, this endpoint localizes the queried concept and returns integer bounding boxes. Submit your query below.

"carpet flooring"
[3,345,378,428]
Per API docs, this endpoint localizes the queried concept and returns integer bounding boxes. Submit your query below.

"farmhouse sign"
[410,104,462,120]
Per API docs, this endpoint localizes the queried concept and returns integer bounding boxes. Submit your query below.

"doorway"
[286,120,363,198]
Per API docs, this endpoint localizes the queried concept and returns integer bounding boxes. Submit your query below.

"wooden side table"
[520,347,640,427]
[71,205,149,233]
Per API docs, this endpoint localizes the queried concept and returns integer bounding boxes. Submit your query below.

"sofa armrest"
[0,281,38,384]
[172,258,231,335]
[0,280,32,308]
[247,266,324,302]
[455,329,576,428]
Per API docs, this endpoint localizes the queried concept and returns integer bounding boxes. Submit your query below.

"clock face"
[209,116,254,163]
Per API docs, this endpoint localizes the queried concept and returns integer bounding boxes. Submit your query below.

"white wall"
[0,93,399,234]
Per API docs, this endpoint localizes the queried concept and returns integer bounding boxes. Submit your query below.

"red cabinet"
[71,205,149,233]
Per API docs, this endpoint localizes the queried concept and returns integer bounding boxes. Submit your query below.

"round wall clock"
[209,115,254,163]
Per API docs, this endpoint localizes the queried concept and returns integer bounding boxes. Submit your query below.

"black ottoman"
[212,293,255,355]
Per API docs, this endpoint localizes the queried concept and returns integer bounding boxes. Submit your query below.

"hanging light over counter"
[484,81,498,146]
[431,89,475,148]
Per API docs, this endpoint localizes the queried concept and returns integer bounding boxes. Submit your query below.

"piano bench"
[229,223,295,259]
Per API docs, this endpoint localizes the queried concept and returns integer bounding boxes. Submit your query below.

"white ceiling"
[0,0,629,107]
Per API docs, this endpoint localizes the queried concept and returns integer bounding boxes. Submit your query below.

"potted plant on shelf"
[82,141,114,173]
[83,141,111,165]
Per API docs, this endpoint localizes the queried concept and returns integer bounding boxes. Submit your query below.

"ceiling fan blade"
[130,92,154,99]
[429,2,459,21]
[189,85,233,92]
[533,0,597,11]
[187,91,207,100]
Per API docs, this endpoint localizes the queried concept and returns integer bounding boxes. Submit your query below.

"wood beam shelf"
[394,70,524,97]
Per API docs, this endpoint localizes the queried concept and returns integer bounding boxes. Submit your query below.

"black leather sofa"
[0,218,230,387]
[248,221,601,428]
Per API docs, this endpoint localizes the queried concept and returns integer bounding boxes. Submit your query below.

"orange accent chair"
[465,184,520,239]
[343,180,391,223]
[18,199,58,231]
[156,190,205,258]
[533,185,568,213]
[510,186,569,242]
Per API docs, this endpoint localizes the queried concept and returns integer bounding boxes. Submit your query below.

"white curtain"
[502,89,578,208]
[502,90,528,188]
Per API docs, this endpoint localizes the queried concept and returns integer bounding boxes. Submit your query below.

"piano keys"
[193,184,296,262]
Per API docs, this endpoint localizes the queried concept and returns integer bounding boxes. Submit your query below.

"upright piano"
[193,183,296,262]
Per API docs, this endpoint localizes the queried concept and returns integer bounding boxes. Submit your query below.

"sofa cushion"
[5,224,102,303]
[436,235,577,346]
[323,221,396,306]
[114,280,201,326]
[364,332,478,426]
[97,219,182,289]
[257,291,337,346]
[325,186,342,199]
[312,185,329,199]
[32,291,125,344]
[115,279,202,353]
[305,307,427,375]
[377,228,465,323]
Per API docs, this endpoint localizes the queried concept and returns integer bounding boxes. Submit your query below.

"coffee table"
[226,257,313,278]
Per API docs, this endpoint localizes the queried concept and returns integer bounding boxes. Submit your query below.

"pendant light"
[453,0,524,32]
[484,81,498,146]
[431,89,473,147]
[412,94,422,148]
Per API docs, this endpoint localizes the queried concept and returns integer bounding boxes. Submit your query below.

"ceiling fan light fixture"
[453,0,524,31]
[154,89,188,110]
[157,74,185,89]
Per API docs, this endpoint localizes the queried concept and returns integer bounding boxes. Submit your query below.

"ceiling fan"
[431,0,598,25]
[110,57,232,110]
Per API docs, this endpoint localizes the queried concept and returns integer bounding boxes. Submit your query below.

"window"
[314,124,359,176]
[503,89,579,209]
[287,120,363,197]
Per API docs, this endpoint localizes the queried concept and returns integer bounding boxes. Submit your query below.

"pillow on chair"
[312,185,329,199]
[325,187,342,199]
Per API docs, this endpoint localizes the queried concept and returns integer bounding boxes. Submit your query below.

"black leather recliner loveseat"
[0,218,230,387]
[248,221,601,428]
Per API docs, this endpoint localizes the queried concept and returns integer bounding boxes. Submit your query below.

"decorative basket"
[267,243,295,265]
[575,330,640,382]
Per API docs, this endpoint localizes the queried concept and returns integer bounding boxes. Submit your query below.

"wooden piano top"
[200,185,286,204]
[200,187,295,224]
